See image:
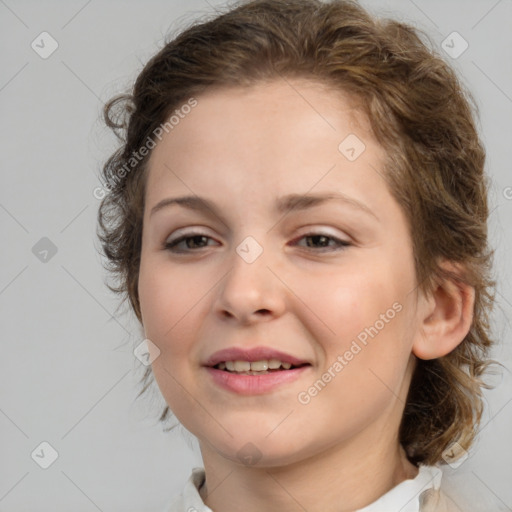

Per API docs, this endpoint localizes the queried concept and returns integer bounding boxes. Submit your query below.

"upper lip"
[203,347,310,367]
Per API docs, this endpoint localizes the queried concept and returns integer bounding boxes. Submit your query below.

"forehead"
[144,79,391,218]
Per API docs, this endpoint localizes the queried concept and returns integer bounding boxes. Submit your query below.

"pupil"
[308,235,328,247]
[188,235,207,248]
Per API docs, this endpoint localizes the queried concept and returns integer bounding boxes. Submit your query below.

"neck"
[199,424,418,512]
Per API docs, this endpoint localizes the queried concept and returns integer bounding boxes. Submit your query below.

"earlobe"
[412,264,475,360]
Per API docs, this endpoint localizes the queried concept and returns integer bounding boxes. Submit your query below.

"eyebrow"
[149,192,378,221]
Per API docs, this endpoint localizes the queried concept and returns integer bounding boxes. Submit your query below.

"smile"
[205,364,311,394]
[215,359,305,374]
[203,346,312,394]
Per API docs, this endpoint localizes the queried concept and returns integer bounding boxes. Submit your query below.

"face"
[138,79,423,467]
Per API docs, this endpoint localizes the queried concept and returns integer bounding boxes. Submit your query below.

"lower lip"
[204,366,310,395]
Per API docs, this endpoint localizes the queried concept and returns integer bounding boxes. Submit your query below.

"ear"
[412,262,475,360]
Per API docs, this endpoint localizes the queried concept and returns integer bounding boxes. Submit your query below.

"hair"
[97,0,496,466]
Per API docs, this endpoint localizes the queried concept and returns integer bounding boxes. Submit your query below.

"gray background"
[1,0,511,510]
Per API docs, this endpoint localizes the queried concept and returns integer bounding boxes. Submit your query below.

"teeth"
[268,358,281,369]
[250,360,268,371]
[234,361,251,372]
[216,359,298,372]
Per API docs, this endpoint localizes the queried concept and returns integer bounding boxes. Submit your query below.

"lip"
[203,346,309,368]
[205,365,311,395]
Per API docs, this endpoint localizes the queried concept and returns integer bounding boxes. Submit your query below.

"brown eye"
[164,233,218,252]
[293,233,351,251]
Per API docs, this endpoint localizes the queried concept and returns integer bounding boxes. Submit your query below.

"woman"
[97,1,496,510]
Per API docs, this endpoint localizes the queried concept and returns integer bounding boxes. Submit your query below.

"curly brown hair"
[96,0,496,465]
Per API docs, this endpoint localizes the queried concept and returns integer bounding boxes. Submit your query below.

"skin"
[138,79,474,511]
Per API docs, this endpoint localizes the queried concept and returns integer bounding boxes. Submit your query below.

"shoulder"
[434,465,509,512]
[417,464,508,512]
[419,487,465,512]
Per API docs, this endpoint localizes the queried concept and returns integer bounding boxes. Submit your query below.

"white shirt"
[163,464,463,511]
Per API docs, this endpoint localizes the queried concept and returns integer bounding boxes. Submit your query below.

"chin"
[196,426,320,469]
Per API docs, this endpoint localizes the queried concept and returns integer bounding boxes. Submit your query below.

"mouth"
[203,346,311,371]
[212,359,310,375]
[203,346,312,394]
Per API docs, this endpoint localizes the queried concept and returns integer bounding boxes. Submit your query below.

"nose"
[214,241,287,325]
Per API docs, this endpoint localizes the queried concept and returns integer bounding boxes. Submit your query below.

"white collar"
[356,465,443,511]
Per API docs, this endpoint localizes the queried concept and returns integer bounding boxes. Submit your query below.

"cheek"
[293,270,413,421]
[138,257,206,415]
[288,256,416,403]
[290,259,405,344]
[137,255,224,402]
[138,256,209,341]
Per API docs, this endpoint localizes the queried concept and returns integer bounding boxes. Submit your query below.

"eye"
[163,231,351,254]
[164,233,218,253]
[291,232,351,252]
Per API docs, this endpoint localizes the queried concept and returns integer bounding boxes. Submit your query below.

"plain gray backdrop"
[1,0,511,510]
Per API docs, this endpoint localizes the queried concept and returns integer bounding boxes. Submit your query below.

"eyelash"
[164,232,351,253]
